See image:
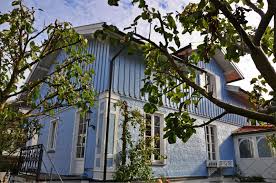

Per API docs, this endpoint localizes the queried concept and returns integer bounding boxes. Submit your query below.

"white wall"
[234,132,276,181]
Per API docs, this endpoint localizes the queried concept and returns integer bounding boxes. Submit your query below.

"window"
[48,120,58,151]
[239,138,254,158]
[257,137,273,158]
[95,101,105,168]
[199,72,217,97]
[145,113,164,163]
[94,97,119,171]
[205,125,218,160]
[76,113,88,158]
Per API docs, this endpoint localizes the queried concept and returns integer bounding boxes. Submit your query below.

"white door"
[71,112,88,175]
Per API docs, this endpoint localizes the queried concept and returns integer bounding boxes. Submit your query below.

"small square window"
[199,72,217,97]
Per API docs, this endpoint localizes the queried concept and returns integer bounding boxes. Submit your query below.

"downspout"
[103,46,126,181]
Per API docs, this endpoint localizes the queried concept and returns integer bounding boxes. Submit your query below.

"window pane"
[239,139,254,158]
[49,121,57,149]
[210,126,214,135]
[212,152,216,160]
[81,147,85,158]
[257,138,272,158]
[110,102,116,112]
[78,124,83,134]
[199,73,206,89]
[154,152,160,160]
[76,147,81,158]
[155,139,160,148]
[154,127,160,137]
[107,113,115,154]
[212,144,216,152]
[154,116,160,126]
[96,158,101,167]
[205,125,217,160]
[97,113,104,154]
[100,102,105,111]
[107,158,113,167]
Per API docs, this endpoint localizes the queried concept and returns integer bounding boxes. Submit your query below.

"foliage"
[0,155,19,173]
[0,0,95,153]
[113,100,154,182]
[107,0,276,144]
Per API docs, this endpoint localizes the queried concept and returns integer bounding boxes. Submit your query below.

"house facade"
[26,23,251,181]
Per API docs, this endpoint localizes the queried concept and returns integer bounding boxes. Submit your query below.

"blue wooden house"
[25,23,250,182]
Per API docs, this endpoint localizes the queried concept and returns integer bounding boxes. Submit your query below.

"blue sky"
[0,0,267,92]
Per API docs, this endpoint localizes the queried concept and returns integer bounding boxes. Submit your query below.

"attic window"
[199,72,217,97]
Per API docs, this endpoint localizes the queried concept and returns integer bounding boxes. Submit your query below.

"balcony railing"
[206,160,234,168]
[17,144,43,180]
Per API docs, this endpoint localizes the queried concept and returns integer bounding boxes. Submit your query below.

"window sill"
[151,161,166,166]
[47,149,55,153]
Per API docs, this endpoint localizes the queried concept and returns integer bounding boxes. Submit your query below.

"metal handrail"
[42,145,64,183]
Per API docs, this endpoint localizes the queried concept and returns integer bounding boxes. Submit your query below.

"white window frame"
[145,113,166,165]
[205,125,219,161]
[256,136,275,158]
[75,111,88,160]
[238,137,255,159]
[94,101,106,170]
[199,71,217,97]
[94,93,119,172]
[47,119,58,152]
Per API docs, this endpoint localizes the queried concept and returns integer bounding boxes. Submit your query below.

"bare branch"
[253,8,274,46]
[244,0,265,17]
[193,111,228,128]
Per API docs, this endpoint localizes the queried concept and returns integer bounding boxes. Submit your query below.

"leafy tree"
[0,1,95,154]
[114,101,154,182]
[107,0,276,143]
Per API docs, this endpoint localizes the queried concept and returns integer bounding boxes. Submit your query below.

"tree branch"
[253,8,274,46]
[273,12,276,59]
[209,0,255,50]
[193,111,228,128]
[6,56,82,100]
[210,0,276,92]
[132,31,276,124]
[244,0,265,17]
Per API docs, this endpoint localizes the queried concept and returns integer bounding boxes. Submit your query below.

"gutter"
[103,46,126,181]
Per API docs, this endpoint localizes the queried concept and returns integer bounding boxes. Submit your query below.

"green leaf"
[12,0,20,6]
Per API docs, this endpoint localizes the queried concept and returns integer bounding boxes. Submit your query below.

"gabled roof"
[25,22,106,84]
[232,125,276,135]
[26,22,245,88]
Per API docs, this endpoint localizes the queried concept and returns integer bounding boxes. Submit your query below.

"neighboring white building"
[233,125,276,182]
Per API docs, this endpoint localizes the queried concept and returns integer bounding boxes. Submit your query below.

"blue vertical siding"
[110,47,247,126]
[38,107,76,175]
